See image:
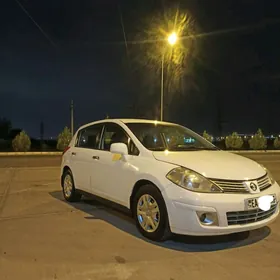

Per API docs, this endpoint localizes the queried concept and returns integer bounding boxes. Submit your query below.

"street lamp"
[160,32,178,121]
[168,32,178,45]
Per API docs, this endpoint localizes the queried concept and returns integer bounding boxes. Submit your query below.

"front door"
[90,123,139,206]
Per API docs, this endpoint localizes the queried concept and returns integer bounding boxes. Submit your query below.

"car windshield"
[126,123,218,152]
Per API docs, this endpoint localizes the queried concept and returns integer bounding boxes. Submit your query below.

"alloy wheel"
[137,194,160,233]
[63,174,73,198]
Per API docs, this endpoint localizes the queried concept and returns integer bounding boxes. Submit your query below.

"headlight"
[260,165,276,185]
[166,167,222,193]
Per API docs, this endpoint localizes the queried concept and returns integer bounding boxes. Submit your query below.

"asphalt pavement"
[0,153,279,280]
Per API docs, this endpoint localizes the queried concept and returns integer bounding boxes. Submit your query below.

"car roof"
[119,119,174,125]
[78,118,176,130]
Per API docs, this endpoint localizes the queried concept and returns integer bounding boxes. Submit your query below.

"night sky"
[1,0,280,138]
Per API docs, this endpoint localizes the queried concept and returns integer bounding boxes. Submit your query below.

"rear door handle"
[71,152,76,156]
[92,156,100,160]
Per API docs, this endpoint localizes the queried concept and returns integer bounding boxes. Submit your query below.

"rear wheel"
[133,185,171,241]
[62,170,82,202]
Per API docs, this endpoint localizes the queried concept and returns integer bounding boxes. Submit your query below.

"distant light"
[184,137,194,143]
[168,32,178,46]
[154,120,158,126]
[164,149,169,155]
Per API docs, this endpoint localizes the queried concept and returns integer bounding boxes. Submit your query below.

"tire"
[132,184,171,242]
[62,169,82,202]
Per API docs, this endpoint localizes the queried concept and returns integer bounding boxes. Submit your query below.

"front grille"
[211,180,248,193]
[211,174,271,193]
[258,175,271,191]
[227,203,277,225]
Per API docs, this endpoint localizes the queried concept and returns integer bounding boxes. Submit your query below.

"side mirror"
[110,143,128,155]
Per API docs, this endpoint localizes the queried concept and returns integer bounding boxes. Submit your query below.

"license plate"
[245,194,277,210]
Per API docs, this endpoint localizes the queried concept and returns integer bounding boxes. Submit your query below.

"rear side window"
[76,124,103,149]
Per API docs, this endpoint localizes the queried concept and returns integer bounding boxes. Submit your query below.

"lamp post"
[70,100,74,137]
[160,32,178,121]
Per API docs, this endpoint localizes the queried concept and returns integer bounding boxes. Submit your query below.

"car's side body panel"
[61,119,177,208]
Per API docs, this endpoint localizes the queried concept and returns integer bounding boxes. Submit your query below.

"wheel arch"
[129,179,162,213]
[129,178,172,241]
[61,165,71,187]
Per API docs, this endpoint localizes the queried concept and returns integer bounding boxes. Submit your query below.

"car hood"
[153,150,266,180]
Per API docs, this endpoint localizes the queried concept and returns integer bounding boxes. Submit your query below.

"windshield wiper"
[147,147,166,151]
[196,147,219,150]
[168,146,218,151]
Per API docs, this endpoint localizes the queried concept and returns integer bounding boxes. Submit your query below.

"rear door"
[70,123,104,192]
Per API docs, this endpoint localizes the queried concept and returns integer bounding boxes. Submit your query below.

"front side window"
[101,123,139,155]
[76,124,103,149]
[126,123,218,152]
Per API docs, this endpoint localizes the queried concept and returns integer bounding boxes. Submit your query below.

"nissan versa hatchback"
[61,119,280,241]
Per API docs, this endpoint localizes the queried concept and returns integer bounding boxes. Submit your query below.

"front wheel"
[133,185,171,241]
[62,170,82,202]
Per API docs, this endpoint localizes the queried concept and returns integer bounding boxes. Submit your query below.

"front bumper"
[162,181,280,236]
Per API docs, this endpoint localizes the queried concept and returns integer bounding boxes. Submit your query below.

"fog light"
[197,211,219,226]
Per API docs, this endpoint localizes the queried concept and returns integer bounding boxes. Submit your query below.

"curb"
[0,152,62,156]
[231,150,280,153]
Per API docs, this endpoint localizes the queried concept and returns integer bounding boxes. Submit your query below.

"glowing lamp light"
[168,32,178,45]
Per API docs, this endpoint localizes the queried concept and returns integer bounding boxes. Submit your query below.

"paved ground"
[0,156,61,168]
[0,155,279,280]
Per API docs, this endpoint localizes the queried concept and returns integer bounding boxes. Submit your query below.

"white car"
[61,119,280,241]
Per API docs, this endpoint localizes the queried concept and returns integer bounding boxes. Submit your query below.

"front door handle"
[71,152,76,156]
[92,156,100,160]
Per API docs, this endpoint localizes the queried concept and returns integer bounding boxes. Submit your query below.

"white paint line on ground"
[9,183,58,195]
[48,263,137,280]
